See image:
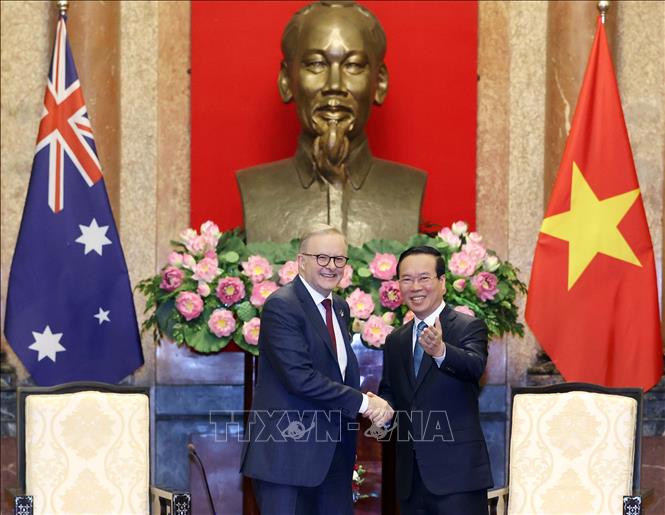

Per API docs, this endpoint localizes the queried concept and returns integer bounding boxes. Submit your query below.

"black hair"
[397,246,446,278]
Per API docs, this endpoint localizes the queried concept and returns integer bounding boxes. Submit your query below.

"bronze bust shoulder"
[237,1,426,246]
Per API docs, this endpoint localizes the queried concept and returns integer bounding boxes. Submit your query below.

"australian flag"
[4,15,144,386]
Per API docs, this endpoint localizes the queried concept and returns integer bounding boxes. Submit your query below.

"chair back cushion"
[25,390,149,514]
[507,390,637,515]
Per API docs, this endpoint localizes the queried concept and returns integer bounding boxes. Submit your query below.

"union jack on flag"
[4,14,144,386]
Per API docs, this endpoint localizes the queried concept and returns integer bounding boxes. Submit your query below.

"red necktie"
[321,298,338,358]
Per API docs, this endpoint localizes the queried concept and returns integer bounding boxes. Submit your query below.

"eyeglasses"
[398,275,434,287]
[301,253,348,268]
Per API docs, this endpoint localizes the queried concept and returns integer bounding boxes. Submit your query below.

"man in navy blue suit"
[379,246,493,515]
[241,224,392,515]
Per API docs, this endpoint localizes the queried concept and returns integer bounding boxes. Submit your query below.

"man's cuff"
[359,393,369,414]
[434,345,447,367]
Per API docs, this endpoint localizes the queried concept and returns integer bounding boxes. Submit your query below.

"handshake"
[362,392,394,427]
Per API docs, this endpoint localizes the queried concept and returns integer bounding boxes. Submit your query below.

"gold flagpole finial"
[598,1,610,24]
[56,0,69,16]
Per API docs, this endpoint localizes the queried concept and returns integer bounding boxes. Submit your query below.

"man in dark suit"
[241,224,392,515]
[378,245,493,515]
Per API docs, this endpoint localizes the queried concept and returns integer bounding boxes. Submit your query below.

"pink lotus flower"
[403,311,415,324]
[462,241,487,262]
[369,253,397,280]
[451,221,468,236]
[379,281,402,310]
[168,252,183,266]
[200,220,221,237]
[449,251,479,277]
[454,305,476,317]
[382,312,396,325]
[182,254,196,271]
[362,315,394,347]
[346,288,375,319]
[250,281,279,307]
[437,227,462,250]
[338,264,354,289]
[160,266,184,292]
[197,282,211,297]
[453,278,466,292]
[175,291,203,321]
[471,272,499,301]
[243,317,261,345]
[192,257,220,282]
[278,261,299,285]
[216,276,246,306]
[242,255,273,283]
[204,249,217,260]
[483,255,500,272]
[187,234,218,255]
[208,308,236,337]
[179,228,197,245]
[467,231,483,244]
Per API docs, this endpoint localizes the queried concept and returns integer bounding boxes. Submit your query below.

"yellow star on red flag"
[540,162,641,290]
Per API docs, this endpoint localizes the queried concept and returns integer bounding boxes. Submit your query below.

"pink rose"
[216,276,246,306]
[160,266,184,292]
[452,278,466,292]
[369,253,397,280]
[462,241,487,262]
[379,280,402,310]
[403,311,415,324]
[208,308,236,337]
[346,288,375,319]
[451,221,468,236]
[243,317,261,345]
[168,252,183,266]
[197,282,211,297]
[250,280,279,307]
[338,264,354,289]
[382,311,396,325]
[471,272,499,301]
[242,255,273,283]
[362,315,394,347]
[278,261,299,285]
[454,305,476,317]
[449,251,479,277]
[437,227,462,250]
[175,291,203,321]
[192,257,220,282]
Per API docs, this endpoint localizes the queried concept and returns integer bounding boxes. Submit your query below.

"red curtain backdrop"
[191,1,478,234]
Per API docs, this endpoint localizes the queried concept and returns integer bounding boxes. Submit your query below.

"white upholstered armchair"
[12,382,191,515]
[487,382,645,515]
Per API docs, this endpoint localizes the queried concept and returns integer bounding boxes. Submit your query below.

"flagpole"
[56,0,68,16]
[598,1,609,24]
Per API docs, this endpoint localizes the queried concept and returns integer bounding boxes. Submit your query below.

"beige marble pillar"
[543,0,617,205]
[67,0,121,218]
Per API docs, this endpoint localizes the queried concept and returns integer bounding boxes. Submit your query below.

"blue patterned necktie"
[413,321,428,376]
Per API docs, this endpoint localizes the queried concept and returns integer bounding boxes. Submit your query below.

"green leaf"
[236,301,258,322]
[185,324,230,353]
[222,251,240,263]
[358,267,372,278]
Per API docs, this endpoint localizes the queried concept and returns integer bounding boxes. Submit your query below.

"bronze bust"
[237,1,426,245]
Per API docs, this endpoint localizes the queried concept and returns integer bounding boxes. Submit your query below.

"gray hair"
[299,223,346,252]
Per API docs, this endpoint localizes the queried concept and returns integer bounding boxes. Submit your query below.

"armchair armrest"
[487,487,508,515]
[150,485,191,515]
[7,489,33,515]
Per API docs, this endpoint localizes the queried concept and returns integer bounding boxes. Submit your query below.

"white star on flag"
[29,325,66,362]
[94,307,110,324]
[75,218,112,255]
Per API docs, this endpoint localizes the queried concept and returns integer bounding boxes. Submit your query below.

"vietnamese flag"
[525,18,663,391]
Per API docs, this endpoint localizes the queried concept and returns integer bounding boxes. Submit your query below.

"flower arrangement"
[352,461,368,503]
[136,220,527,355]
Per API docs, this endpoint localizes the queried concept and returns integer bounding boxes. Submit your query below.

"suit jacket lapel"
[293,276,338,363]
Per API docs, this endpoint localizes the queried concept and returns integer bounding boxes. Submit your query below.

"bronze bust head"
[237,1,426,245]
